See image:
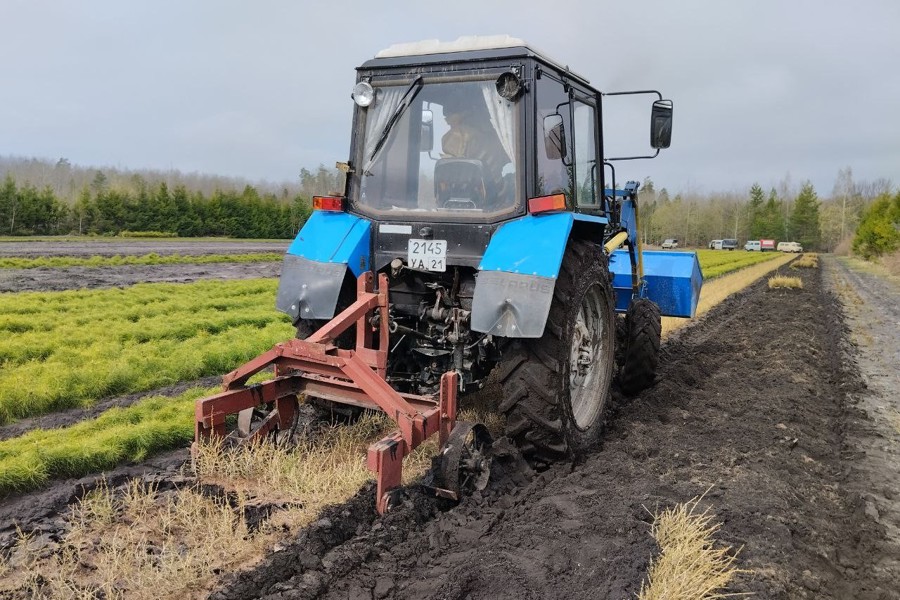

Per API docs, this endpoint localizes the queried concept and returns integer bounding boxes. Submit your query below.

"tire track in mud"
[211,264,897,600]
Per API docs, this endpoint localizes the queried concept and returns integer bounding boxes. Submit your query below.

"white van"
[744,240,761,251]
[777,241,803,253]
[662,238,679,249]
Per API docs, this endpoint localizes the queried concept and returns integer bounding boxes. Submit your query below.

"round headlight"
[352,82,375,107]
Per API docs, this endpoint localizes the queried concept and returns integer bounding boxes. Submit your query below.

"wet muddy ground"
[209,261,899,600]
[2,258,899,599]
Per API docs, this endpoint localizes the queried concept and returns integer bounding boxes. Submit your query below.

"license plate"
[407,239,447,272]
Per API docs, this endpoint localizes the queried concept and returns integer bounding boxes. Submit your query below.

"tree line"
[638,168,893,252]
[0,160,347,238]
[0,175,312,238]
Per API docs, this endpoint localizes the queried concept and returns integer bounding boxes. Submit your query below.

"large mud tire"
[496,240,616,464]
[617,298,662,396]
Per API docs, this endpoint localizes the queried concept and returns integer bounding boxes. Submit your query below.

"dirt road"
[0,240,288,258]
[210,261,898,600]
[827,257,900,590]
[0,239,288,292]
[0,262,281,292]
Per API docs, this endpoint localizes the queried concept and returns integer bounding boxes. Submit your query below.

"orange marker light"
[312,196,344,211]
[528,194,567,214]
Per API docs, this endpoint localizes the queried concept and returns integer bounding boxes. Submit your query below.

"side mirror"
[420,109,434,152]
[650,99,673,149]
[543,114,567,160]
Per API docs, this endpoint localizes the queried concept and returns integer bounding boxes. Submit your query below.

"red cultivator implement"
[194,272,481,514]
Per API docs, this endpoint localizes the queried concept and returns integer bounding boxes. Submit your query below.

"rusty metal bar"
[195,271,461,515]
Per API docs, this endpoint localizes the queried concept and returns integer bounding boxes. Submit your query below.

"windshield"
[352,76,521,220]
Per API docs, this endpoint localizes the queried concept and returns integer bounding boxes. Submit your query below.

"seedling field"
[0,279,293,423]
[2,240,894,599]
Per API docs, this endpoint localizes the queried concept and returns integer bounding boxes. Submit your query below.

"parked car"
[777,241,803,253]
[662,238,679,249]
[709,239,723,250]
[721,238,738,251]
[744,240,761,251]
[760,239,776,252]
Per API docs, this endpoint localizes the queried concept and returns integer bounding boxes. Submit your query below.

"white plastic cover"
[376,35,527,58]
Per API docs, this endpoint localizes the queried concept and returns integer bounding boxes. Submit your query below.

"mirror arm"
[605,149,660,162]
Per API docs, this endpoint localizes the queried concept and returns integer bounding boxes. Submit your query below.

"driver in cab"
[439,98,510,205]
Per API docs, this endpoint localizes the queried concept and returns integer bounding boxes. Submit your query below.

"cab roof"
[359,35,592,88]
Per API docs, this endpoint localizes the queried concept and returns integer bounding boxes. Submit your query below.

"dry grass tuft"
[638,496,748,600]
[14,478,263,600]
[792,254,819,269]
[6,396,505,598]
[193,402,503,523]
[768,276,803,289]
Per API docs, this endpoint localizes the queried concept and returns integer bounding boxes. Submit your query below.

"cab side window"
[535,76,573,202]
[572,100,598,207]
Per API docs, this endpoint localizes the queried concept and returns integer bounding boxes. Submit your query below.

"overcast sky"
[2,0,898,196]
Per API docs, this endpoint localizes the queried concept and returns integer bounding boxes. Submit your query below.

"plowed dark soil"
[0,240,287,258]
[0,239,288,292]
[209,263,899,600]
[3,260,898,599]
[0,261,281,292]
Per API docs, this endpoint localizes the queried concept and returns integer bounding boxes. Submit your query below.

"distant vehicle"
[721,238,738,251]
[760,239,776,252]
[778,241,803,253]
[662,238,679,249]
[709,239,723,250]
[744,240,761,251]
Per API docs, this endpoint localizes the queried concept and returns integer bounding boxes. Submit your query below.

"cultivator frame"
[194,272,459,513]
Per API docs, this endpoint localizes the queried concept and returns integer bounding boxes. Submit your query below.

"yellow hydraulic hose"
[604,231,629,254]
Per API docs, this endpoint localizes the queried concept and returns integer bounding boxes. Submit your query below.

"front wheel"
[496,240,615,464]
[617,298,662,396]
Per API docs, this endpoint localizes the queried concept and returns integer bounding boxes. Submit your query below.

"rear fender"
[471,212,607,338]
[275,211,371,321]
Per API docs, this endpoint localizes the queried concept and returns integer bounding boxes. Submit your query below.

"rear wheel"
[617,298,662,396]
[496,240,615,464]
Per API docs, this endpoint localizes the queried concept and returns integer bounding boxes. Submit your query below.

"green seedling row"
[0,252,282,269]
[0,279,294,424]
[0,386,213,496]
[698,250,783,278]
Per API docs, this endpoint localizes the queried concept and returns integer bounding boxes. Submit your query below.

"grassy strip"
[0,279,294,423]
[0,386,213,496]
[0,252,281,269]
[638,495,747,599]
[693,249,785,278]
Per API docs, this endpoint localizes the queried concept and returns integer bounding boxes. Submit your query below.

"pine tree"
[747,183,765,238]
[791,181,821,250]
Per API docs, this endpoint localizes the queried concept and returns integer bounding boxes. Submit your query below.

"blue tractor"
[195,37,702,513]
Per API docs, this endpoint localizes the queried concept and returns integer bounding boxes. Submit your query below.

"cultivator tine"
[194,272,462,514]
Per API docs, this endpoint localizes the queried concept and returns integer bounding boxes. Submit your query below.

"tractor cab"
[199,38,700,514]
